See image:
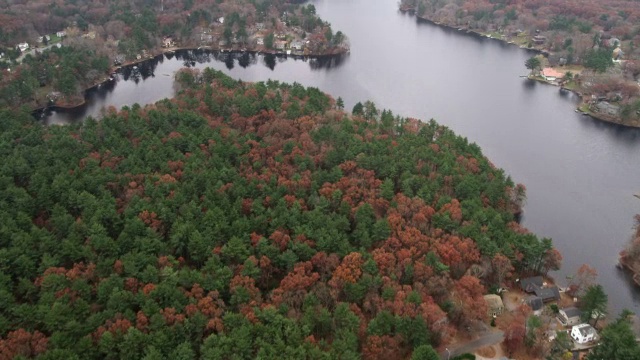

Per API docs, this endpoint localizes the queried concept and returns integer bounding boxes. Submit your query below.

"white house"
[275,40,287,50]
[56,31,66,38]
[558,307,582,326]
[16,42,29,52]
[290,40,304,51]
[570,324,597,344]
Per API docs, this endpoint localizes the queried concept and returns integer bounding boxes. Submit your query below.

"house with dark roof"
[525,296,544,315]
[520,276,544,293]
[533,285,560,302]
[558,307,582,326]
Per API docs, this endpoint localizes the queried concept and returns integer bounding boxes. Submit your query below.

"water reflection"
[578,114,640,145]
[224,54,234,70]
[40,49,349,124]
[263,54,276,70]
[522,78,537,90]
[238,52,255,68]
[309,55,348,70]
[119,59,160,82]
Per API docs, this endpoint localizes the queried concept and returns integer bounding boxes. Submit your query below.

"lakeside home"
[541,68,564,82]
[558,307,583,326]
[571,324,598,344]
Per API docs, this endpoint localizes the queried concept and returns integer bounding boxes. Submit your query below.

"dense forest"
[0,0,347,110]
[399,0,640,126]
[0,69,558,359]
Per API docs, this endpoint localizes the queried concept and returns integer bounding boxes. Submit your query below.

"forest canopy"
[0,69,556,359]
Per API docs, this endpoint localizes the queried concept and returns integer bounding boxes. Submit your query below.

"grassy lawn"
[578,104,591,113]
[513,34,530,47]
[562,81,579,91]
[48,35,62,44]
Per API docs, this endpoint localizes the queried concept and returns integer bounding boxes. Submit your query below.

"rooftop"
[484,294,504,309]
[520,276,543,292]
[534,285,560,301]
[562,307,582,319]
[525,295,544,311]
[542,68,564,79]
[574,323,597,337]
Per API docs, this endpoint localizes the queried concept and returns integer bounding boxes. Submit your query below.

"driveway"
[440,330,505,360]
[16,43,60,63]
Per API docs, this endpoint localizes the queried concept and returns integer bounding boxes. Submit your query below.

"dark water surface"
[44,0,640,314]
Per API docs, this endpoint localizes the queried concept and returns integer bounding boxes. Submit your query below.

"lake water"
[43,0,640,314]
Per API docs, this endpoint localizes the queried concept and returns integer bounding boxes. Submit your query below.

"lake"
[43,0,640,314]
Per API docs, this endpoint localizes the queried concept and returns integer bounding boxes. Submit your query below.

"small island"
[0,0,349,111]
[399,0,640,128]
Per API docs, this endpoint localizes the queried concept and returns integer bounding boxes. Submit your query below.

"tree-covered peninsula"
[0,69,557,359]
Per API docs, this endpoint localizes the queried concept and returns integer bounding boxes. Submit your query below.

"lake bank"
[399,7,640,129]
[32,48,348,118]
[525,74,640,129]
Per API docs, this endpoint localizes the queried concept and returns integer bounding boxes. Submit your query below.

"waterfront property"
[541,68,564,82]
[520,276,544,292]
[570,324,598,344]
[519,276,560,303]
[532,35,546,44]
[558,307,582,326]
[533,285,561,303]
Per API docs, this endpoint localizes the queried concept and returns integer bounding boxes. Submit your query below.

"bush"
[452,354,476,360]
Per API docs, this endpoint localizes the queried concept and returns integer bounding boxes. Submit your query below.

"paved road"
[440,330,505,360]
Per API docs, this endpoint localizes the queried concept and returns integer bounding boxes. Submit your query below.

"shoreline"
[618,255,640,287]
[32,46,349,118]
[399,8,640,129]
